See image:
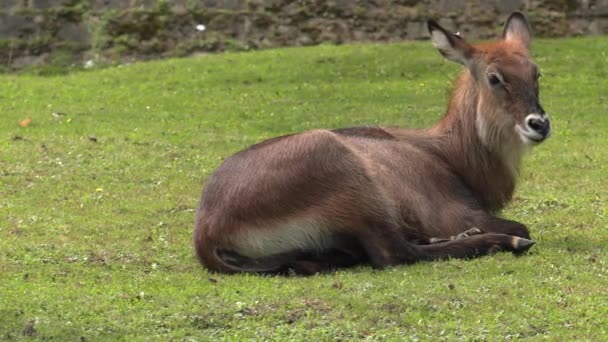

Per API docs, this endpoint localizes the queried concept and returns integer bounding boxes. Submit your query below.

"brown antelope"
[194,12,551,274]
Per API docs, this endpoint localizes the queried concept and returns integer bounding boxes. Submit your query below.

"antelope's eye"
[488,73,502,86]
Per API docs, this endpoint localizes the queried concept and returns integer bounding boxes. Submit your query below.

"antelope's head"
[428,12,551,148]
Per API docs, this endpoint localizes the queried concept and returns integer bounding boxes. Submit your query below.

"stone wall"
[1,0,608,70]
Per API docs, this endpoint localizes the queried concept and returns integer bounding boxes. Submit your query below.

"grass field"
[1,36,608,340]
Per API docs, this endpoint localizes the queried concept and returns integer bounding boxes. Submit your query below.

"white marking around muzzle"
[516,113,551,145]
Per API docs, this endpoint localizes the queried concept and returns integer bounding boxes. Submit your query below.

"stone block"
[132,0,156,9]
[406,21,427,40]
[0,0,20,11]
[169,0,189,14]
[426,0,470,14]
[196,0,248,10]
[11,53,49,68]
[30,0,78,9]
[493,0,523,13]
[0,13,37,39]
[588,17,608,34]
[57,21,90,43]
[594,0,608,9]
[88,0,131,10]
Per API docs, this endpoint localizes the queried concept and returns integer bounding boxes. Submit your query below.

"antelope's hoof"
[512,237,536,254]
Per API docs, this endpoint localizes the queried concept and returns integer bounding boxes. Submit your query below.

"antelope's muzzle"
[518,113,551,144]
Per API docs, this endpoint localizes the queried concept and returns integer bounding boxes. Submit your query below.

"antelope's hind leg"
[227,232,368,276]
[281,247,367,275]
[353,221,425,268]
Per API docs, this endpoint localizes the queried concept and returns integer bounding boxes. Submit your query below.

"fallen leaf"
[19,118,32,127]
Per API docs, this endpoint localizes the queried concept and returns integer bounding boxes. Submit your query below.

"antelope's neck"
[428,73,519,212]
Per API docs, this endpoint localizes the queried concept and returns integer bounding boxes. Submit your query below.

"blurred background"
[1,0,607,72]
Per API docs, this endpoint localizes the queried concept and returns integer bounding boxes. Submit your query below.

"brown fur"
[193,12,549,274]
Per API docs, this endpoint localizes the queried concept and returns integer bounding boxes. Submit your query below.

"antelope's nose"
[526,115,551,137]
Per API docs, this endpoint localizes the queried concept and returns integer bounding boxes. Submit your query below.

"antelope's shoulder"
[331,126,396,140]
[242,128,347,151]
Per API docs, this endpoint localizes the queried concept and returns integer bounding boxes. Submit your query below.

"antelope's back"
[196,129,383,236]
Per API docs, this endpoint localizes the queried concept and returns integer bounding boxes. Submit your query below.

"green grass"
[1,37,607,340]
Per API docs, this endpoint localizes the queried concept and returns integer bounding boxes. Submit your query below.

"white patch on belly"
[235,220,335,258]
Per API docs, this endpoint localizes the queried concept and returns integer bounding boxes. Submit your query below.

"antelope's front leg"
[428,227,484,244]
[480,217,531,239]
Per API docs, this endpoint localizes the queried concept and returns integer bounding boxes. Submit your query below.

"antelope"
[193,12,551,274]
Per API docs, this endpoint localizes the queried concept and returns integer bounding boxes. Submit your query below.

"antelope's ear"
[427,20,475,67]
[503,12,531,49]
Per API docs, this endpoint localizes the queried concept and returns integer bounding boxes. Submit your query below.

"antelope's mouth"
[516,125,545,144]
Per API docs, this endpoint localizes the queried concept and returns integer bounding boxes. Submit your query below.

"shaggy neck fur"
[428,71,524,212]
